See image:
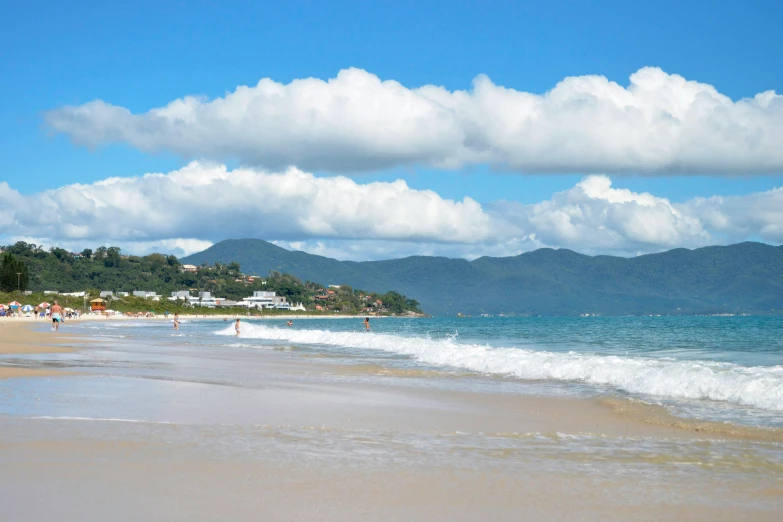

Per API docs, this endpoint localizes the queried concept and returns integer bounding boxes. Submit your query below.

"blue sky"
[2,0,783,259]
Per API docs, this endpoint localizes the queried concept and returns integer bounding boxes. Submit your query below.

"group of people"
[0,301,79,323]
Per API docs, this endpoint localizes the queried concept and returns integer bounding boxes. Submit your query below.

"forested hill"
[183,239,783,316]
[0,243,422,316]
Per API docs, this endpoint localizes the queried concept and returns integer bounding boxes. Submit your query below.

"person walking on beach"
[235,318,241,336]
[51,301,63,332]
[364,317,370,331]
[173,313,179,331]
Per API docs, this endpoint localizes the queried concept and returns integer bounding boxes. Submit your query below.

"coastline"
[1,317,781,520]
[0,320,84,378]
[1,317,780,442]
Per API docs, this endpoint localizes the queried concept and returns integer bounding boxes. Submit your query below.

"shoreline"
[0,313,403,323]
[1,318,781,520]
[0,320,85,378]
[1,319,780,442]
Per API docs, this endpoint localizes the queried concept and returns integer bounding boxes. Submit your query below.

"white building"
[243,290,276,309]
[133,291,162,300]
[100,291,114,298]
[170,290,192,300]
[242,291,293,310]
[180,264,198,273]
[60,291,86,297]
[190,291,226,308]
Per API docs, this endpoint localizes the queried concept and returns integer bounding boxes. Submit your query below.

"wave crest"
[218,323,783,411]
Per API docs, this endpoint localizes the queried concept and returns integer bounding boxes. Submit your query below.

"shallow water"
[2,315,781,503]
[56,316,783,426]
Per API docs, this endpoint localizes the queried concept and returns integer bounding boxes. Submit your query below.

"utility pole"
[16,272,21,292]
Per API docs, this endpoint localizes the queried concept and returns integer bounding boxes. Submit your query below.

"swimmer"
[235,318,241,336]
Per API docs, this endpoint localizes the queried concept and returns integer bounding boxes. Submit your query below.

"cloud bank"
[45,67,783,174]
[1,162,781,259]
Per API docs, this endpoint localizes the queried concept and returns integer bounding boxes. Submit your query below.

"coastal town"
[0,243,424,317]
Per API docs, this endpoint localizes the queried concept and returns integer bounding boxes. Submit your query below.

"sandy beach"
[1,318,781,521]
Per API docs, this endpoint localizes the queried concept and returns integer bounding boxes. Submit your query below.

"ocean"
[218,315,783,424]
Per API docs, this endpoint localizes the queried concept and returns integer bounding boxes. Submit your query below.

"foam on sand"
[218,323,783,411]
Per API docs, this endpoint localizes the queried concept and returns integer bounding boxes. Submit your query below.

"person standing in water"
[51,301,63,332]
[364,317,370,331]
[173,313,179,331]
[235,318,241,336]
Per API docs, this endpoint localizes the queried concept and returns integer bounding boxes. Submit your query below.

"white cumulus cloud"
[491,175,712,254]
[45,67,783,174]
[1,161,495,248]
[2,164,781,259]
[678,188,783,243]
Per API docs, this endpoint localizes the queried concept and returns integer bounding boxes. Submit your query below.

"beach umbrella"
[38,302,50,308]
[0,304,5,310]
[8,301,21,308]
[21,305,33,312]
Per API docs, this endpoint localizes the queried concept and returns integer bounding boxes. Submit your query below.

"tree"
[81,248,93,258]
[105,247,122,268]
[0,253,29,292]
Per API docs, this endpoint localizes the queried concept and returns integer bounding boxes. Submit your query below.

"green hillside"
[0,242,422,316]
[183,239,783,316]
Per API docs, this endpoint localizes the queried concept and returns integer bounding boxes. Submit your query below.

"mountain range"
[182,239,783,316]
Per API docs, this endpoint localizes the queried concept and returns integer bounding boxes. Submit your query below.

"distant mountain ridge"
[182,239,783,316]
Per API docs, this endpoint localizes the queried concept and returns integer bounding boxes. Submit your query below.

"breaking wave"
[217,323,783,411]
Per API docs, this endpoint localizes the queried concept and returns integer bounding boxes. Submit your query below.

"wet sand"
[0,320,82,378]
[2,434,778,522]
[1,320,781,520]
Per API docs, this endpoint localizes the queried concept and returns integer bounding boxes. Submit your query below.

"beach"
[1,316,781,521]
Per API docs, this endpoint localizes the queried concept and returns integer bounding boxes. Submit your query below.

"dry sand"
[0,319,85,378]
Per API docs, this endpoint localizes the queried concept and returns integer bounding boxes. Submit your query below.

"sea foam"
[217,323,783,411]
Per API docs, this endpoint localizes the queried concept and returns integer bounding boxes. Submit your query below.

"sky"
[2,0,782,260]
